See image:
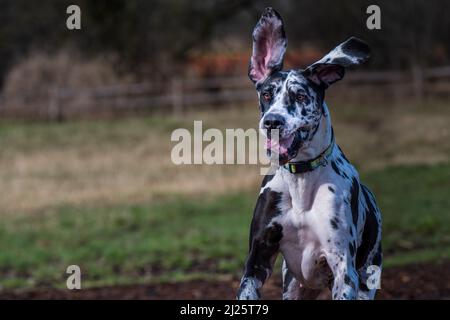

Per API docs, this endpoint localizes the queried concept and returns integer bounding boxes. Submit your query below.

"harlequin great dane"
[237,7,382,300]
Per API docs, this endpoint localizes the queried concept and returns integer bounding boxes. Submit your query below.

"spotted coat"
[237,7,382,300]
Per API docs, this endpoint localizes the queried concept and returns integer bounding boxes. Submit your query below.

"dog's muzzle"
[265,127,311,165]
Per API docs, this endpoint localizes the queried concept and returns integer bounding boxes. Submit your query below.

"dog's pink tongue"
[266,136,292,157]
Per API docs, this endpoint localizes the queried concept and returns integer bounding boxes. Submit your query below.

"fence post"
[171,77,183,116]
[412,65,424,102]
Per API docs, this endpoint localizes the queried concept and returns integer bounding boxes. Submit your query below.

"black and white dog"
[237,8,382,300]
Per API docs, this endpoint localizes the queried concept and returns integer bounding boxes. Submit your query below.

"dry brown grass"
[3,50,129,97]
[0,100,449,215]
[0,50,132,118]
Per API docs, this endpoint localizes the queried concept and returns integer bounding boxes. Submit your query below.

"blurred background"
[0,0,449,299]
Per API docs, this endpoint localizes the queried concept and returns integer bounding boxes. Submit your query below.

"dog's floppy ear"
[248,7,287,84]
[303,37,370,88]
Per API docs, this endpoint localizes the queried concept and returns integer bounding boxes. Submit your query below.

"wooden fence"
[1,65,450,120]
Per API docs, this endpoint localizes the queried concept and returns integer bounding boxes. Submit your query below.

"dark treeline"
[0,0,449,86]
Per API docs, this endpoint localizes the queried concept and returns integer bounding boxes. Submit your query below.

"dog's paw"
[236,277,262,300]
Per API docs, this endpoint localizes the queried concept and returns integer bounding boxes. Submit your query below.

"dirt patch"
[1,261,449,300]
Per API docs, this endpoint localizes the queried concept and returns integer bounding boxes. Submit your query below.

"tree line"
[0,0,449,87]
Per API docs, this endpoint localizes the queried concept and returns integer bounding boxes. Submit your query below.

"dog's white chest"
[275,207,332,289]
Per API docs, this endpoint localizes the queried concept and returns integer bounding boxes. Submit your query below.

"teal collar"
[283,133,335,174]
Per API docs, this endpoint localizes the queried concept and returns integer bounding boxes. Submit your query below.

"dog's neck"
[280,102,334,212]
[291,102,333,162]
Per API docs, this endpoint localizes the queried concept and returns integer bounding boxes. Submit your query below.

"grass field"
[0,100,449,290]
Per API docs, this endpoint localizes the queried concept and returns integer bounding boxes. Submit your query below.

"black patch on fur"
[340,37,370,62]
[250,187,283,248]
[330,217,339,229]
[344,275,357,292]
[257,72,288,113]
[245,221,283,282]
[287,104,296,116]
[341,171,349,179]
[331,160,341,176]
[328,186,335,193]
[300,83,311,95]
[265,222,283,243]
[356,184,380,270]
[349,242,355,256]
[242,181,284,284]
[333,57,353,66]
[261,174,274,188]
[372,244,382,267]
[350,177,360,226]
[358,242,381,293]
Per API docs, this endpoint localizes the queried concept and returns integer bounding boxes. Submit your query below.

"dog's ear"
[303,37,370,88]
[248,7,287,84]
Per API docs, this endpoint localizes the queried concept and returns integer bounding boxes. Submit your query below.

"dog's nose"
[263,114,285,130]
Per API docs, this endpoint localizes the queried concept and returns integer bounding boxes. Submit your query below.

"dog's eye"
[296,94,307,102]
[262,92,272,102]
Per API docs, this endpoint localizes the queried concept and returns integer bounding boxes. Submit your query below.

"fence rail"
[1,65,450,120]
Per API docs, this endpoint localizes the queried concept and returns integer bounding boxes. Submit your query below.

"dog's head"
[250,7,370,164]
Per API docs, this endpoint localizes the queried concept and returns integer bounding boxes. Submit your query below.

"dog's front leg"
[237,222,282,300]
[326,246,359,300]
[237,177,285,300]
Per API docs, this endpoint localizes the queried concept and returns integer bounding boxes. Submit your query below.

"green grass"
[0,193,254,289]
[0,162,449,289]
[364,163,450,257]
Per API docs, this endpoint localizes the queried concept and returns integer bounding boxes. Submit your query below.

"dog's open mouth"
[265,128,309,165]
